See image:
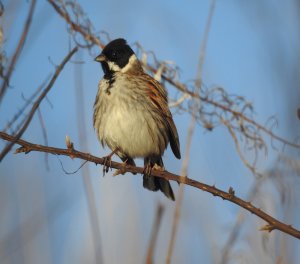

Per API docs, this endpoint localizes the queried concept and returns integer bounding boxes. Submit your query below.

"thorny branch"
[47,0,300,178]
[0,47,78,161]
[0,0,37,105]
[0,131,300,239]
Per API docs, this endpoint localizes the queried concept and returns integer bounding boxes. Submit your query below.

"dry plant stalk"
[145,204,164,264]
[166,1,217,263]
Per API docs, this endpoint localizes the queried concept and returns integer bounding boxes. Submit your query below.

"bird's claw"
[102,148,119,176]
[102,155,112,176]
[143,163,164,176]
[113,159,128,176]
[143,164,152,176]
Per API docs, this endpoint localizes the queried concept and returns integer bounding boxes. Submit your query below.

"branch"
[1,131,300,240]
[0,0,37,104]
[0,47,78,161]
[47,0,104,49]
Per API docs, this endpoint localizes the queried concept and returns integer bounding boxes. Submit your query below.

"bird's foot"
[143,163,152,176]
[102,148,118,176]
[143,163,164,176]
[152,163,164,171]
[113,159,129,176]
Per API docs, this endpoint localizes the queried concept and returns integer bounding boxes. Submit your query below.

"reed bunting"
[93,38,181,200]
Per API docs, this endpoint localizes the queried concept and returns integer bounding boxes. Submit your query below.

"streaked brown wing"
[141,74,181,159]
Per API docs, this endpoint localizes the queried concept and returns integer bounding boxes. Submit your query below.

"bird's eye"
[111,51,117,58]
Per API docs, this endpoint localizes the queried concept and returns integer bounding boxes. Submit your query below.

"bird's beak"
[95,54,106,62]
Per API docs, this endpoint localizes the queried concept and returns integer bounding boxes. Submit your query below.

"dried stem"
[0,47,78,161]
[221,117,262,176]
[47,0,104,49]
[37,108,49,170]
[1,131,299,239]
[166,1,216,263]
[0,0,37,104]
[145,204,164,264]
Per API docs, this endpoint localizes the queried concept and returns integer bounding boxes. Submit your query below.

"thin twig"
[221,117,262,176]
[58,157,88,174]
[0,131,299,239]
[166,1,216,263]
[47,0,104,49]
[37,108,49,170]
[0,47,78,161]
[0,0,37,104]
[3,77,48,133]
[145,204,164,264]
[195,0,216,86]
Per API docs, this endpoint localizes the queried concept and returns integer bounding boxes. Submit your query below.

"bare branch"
[0,0,37,104]
[1,131,299,240]
[47,0,104,49]
[0,47,78,161]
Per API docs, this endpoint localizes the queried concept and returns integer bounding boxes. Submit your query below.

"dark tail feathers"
[143,175,175,201]
[143,156,175,201]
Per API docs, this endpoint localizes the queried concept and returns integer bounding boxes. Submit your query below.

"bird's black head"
[95,38,135,76]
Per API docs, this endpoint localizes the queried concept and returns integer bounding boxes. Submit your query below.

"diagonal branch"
[0,47,78,161]
[0,131,300,240]
[47,0,104,49]
[0,0,37,105]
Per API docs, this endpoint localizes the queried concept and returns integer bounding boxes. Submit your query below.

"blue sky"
[1,0,300,263]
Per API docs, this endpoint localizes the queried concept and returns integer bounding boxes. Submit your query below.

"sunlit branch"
[1,131,300,240]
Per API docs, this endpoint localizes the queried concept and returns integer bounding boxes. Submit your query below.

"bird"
[93,38,181,200]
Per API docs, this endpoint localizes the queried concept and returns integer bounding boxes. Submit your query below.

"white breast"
[94,75,168,158]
